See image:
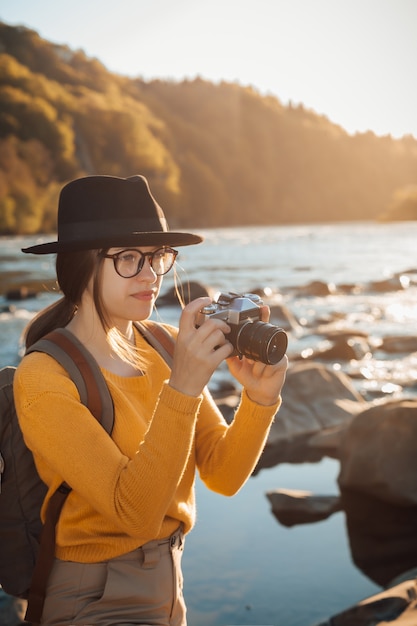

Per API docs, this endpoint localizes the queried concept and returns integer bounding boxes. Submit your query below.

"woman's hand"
[226,353,288,406]
[226,304,288,406]
[168,297,233,397]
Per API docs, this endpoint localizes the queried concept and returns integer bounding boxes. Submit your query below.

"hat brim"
[22,231,203,254]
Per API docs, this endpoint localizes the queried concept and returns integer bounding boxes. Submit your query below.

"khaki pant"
[41,528,186,626]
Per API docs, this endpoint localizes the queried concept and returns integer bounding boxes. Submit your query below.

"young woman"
[14,174,288,625]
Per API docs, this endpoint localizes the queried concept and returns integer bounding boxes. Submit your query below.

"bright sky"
[1,0,416,138]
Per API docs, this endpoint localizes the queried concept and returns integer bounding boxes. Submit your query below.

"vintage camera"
[195,292,287,365]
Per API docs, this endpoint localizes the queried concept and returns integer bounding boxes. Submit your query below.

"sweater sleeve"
[153,323,281,496]
[195,386,280,496]
[14,352,202,539]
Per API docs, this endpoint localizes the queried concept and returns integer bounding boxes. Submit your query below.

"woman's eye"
[120,253,136,263]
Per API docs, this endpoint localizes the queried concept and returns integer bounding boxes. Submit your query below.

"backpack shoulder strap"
[0,366,16,491]
[134,320,175,367]
[27,328,114,432]
[24,328,114,625]
[0,365,15,391]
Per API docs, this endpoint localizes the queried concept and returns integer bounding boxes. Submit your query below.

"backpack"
[0,320,174,622]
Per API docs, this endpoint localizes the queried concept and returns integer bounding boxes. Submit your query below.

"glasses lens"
[115,250,143,278]
[114,248,177,277]
[151,248,176,275]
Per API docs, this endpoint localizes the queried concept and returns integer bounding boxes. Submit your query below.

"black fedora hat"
[22,175,203,254]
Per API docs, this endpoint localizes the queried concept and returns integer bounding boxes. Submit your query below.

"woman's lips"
[131,290,155,301]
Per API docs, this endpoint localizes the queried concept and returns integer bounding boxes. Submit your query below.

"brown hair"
[24,250,147,368]
[24,250,99,348]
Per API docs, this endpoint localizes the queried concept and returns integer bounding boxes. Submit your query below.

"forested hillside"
[1,21,417,235]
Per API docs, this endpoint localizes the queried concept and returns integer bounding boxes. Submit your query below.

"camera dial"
[200,303,218,315]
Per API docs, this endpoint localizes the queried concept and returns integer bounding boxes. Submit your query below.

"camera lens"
[236,321,288,365]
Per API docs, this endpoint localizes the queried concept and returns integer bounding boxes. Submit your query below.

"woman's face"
[99,246,164,327]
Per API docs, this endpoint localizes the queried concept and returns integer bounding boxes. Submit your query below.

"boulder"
[256,362,367,469]
[266,489,341,527]
[268,302,302,333]
[307,423,349,459]
[5,286,37,301]
[318,574,417,626]
[301,336,372,362]
[294,280,336,297]
[157,281,213,306]
[315,326,370,340]
[338,399,417,506]
[368,275,409,292]
[380,335,417,354]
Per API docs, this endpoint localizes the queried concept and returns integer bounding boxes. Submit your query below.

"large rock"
[368,275,408,293]
[268,302,303,333]
[294,280,336,297]
[338,399,417,506]
[266,489,341,527]
[381,335,417,353]
[256,362,367,469]
[302,335,373,362]
[317,573,417,626]
[157,280,213,306]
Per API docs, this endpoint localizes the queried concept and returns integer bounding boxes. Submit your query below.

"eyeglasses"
[100,247,178,278]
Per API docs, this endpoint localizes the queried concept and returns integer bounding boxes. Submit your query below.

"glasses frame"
[100,247,178,278]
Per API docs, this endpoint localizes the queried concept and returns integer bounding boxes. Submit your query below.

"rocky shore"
[2,270,417,625]
[164,273,417,624]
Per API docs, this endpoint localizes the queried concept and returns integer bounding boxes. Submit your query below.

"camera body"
[195,292,287,365]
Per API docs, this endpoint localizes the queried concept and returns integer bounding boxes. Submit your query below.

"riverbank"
[3,224,417,625]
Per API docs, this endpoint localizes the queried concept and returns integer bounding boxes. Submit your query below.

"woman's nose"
[136,256,158,281]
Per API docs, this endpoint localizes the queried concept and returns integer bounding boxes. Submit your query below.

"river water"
[2,222,417,625]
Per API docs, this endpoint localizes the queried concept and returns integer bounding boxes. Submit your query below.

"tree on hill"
[1,20,417,235]
[379,185,417,221]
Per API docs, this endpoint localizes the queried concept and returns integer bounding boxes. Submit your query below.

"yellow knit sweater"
[14,325,280,564]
